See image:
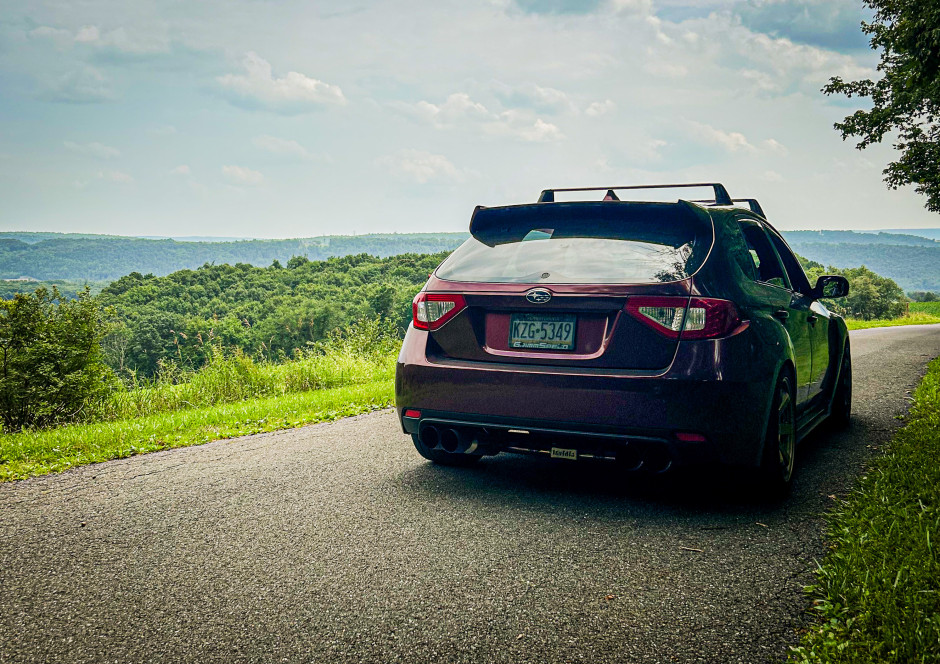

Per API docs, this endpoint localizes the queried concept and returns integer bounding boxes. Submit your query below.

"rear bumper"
[395,326,777,467]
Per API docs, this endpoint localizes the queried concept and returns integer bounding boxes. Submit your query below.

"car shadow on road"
[391,420,878,524]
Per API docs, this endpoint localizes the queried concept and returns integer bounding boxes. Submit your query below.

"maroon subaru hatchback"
[395,184,851,492]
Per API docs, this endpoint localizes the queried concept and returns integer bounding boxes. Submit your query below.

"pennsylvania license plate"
[509,313,577,350]
[550,447,577,460]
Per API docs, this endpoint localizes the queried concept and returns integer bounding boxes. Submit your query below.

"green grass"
[0,379,394,481]
[845,310,940,330]
[788,357,940,663]
[90,346,395,422]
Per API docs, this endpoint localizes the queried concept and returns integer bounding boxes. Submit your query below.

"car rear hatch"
[418,200,715,371]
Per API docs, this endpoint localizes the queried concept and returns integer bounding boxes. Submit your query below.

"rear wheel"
[758,374,797,496]
[411,434,481,467]
[829,349,852,429]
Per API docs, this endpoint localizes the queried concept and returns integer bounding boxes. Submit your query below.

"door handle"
[807,314,818,325]
[773,309,789,321]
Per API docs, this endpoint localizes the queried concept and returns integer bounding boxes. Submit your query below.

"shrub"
[0,287,115,431]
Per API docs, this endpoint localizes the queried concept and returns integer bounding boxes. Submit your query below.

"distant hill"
[874,228,940,241]
[784,230,939,247]
[0,233,469,282]
[2,228,939,293]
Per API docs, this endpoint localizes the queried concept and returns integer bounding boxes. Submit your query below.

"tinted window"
[738,221,788,288]
[767,230,812,293]
[437,207,710,285]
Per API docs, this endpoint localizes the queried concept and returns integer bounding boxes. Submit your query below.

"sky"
[0,0,937,238]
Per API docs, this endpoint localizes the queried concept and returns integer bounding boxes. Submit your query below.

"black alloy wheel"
[829,349,852,428]
[759,374,797,496]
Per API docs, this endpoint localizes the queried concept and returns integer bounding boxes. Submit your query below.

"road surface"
[2,324,939,663]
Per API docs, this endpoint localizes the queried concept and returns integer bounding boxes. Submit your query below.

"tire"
[828,348,852,429]
[411,434,481,467]
[758,374,797,497]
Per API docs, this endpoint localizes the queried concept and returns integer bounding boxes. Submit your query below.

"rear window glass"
[436,203,711,284]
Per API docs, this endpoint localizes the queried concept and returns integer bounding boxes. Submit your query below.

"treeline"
[96,252,445,375]
[0,233,468,282]
[800,260,908,320]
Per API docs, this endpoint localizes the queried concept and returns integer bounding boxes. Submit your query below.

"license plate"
[509,313,577,350]
[551,447,577,460]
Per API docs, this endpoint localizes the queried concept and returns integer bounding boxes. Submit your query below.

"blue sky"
[0,0,936,237]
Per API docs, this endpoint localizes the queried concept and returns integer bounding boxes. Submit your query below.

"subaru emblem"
[526,288,552,304]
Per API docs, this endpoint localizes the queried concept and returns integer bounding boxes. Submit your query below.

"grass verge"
[0,379,394,482]
[845,311,940,330]
[788,357,940,663]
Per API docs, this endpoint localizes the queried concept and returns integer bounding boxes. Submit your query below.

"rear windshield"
[437,202,711,284]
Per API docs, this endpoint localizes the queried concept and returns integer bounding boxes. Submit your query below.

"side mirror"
[811,275,849,300]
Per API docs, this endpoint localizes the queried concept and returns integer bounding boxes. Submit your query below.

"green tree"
[0,287,115,431]
[823,1,940,211]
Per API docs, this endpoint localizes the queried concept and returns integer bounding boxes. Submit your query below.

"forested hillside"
[0,233,467,281]
[4,228,940,295]
[97,252,445,375]
[785,242,940,292]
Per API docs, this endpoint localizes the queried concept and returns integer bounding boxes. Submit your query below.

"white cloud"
[40,67,114,103]
[217,52,346,112]
[488,112,564,142]
[398,93,490,128]
[252,135,317,160]
[686,120,756,153]
[644,60,688,78]
[28,26,71,41]
[74,170,133,188]
[375,150,467,184]
[492,82,577,114]
[64,141,120,159]
[222,165,264,185]
[397,93,563,142]
[585,100,615,117]
[102,170,133,184]
[170,165,191,175]
[74,25,100,43]
[761,170,784,182]
[762,138,788,154]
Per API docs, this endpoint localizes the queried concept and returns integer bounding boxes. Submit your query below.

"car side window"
[766,230,812,294]
[738,220,788,288]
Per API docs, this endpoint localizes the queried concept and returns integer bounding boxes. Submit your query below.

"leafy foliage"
[96,252,445,376]
[822,0,940,211]
[0,287,115,431]
[802,263,907,320]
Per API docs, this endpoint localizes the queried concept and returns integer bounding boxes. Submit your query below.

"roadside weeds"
[788,357,940,663]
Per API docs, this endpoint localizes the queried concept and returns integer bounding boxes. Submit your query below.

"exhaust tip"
[616,446,644,471]
[644,446,673,474]
[440,428,461,453]
[421,425,441,449]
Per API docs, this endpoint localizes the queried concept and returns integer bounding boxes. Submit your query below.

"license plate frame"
[509,313,577,351]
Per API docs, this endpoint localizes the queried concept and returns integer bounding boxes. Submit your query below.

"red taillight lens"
[625,296,742,340]
[412,292,467,331]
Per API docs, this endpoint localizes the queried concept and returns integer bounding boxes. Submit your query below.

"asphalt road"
[2,325,939,664]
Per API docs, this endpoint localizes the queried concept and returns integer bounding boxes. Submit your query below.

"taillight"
[625,296,742,340]
[412,292,467,331]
